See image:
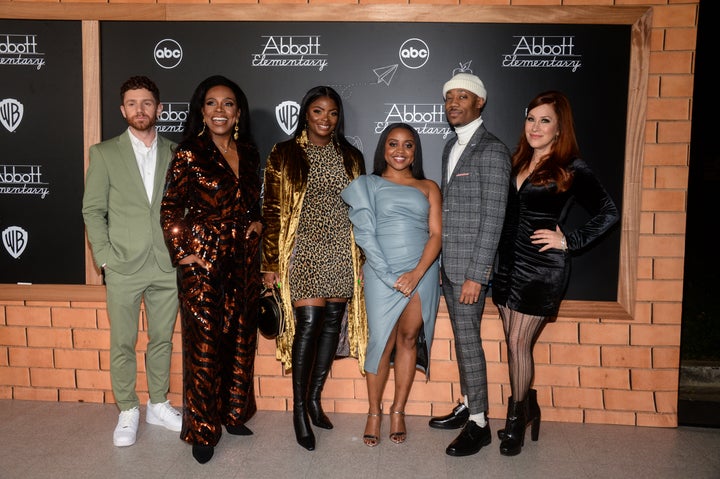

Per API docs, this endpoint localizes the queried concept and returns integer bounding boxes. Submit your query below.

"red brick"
[652,257,684,279]
[579,323,629,345]
[631,324,681,346]
[0,326,27,346]
[631,368,678,391]
[580,367,630,389]
[604,389,656,412]
[601,346,652,368]
[636,280,683,302]
[54,349,100,369]
[550,344,600,366]
[0,366,30,386]
[653,347,680,368]
[655,391,679,413]
[652,302,682,324]
[73,329,110,349]
[6,306,51,326]
[51,308,97,329]
[637,412,677,427]
[553,387,604,409]
[654,213,686,234]
[535,364,579,387]
[584,409,636,426]
[13,387,59,401]
[641,190,686,212]
[30,368,76,388]
[9,347,53,367]
[59,389,106,403]
[27,328,72,348]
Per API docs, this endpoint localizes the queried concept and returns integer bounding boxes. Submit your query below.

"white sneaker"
[146,400,182,432]
[113,407,140,447]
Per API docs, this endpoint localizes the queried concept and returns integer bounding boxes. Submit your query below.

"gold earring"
[198,121,206,137]
[233,120,239,141]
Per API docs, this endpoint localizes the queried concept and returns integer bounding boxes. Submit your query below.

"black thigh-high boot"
[500,398,528,456]
[292,305,324,451]
[497,389,541,441]
[307,301,345,429]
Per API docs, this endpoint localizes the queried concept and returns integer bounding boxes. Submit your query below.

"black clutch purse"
[258,285,284,339]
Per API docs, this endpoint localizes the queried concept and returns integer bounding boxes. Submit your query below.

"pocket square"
[455,172,470,177]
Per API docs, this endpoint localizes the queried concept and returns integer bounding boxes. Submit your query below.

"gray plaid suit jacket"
[440,123,511,286]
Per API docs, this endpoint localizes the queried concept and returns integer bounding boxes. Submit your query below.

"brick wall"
[0,0,698,428]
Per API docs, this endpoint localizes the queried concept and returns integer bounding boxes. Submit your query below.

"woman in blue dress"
[341,123,441,447]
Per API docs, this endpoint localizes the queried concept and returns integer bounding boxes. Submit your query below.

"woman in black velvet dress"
[492,91,619,456]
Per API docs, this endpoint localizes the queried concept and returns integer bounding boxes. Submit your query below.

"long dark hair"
[511,90,580,192]
[182,75,256,149]
[372,122,426,180]
[294,85,354,150]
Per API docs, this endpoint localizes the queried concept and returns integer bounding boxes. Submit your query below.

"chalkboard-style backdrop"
[0,20,85,284]
[101,21,627,301]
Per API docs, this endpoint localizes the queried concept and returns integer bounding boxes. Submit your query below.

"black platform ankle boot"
[307,301,345,430]
[292,305,324,451]
[500,398,528,456]
[527,389,541,442]
[498,389,540,441]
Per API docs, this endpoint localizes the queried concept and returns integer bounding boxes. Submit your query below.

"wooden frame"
[0,4,652,321]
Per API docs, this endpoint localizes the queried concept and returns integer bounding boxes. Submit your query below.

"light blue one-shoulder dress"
[341,174,440,376]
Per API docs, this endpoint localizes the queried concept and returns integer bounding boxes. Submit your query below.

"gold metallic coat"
[262,135,367,372]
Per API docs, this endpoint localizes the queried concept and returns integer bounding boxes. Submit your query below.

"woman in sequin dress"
[262,86,366,451]
[161,75,263,464]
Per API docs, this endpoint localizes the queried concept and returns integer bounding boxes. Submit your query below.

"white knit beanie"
[442,73,487,100]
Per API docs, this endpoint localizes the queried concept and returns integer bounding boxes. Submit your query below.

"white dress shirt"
[127,128,158,203]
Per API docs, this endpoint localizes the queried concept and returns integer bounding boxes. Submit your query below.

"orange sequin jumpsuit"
[161,137,262,447]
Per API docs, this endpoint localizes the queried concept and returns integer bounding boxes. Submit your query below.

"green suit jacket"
[82,129,176,275]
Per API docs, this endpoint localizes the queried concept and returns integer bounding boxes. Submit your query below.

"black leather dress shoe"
[445,420,492,457]
[429,402,469,429]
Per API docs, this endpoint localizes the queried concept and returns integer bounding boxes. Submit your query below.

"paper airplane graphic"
[373,64,398,86]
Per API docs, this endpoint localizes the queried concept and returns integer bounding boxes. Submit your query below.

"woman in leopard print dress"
[262,86,367,451]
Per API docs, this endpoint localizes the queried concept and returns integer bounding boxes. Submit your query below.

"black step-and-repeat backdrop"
[2,19,630,301]
[0,20,85,284]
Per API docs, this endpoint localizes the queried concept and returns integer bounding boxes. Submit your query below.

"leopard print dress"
[289,142,354,302]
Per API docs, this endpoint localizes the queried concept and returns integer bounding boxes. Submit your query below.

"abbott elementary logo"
[502,35,582,72]
[275,100,300,136]
[0,33,46,70]
[0,98,23,133]
[399,38,429,70]
[156,102,189,134]
[154,39,183,69]
[2,226,28,259]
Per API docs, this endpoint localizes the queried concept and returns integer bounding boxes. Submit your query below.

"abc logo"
[154,39,183,69]
[399,38,429,70]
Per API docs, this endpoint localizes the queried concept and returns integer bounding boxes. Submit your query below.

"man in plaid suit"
[429,73,511,457]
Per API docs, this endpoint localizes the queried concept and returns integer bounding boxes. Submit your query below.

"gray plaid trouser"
[441,268,489,415]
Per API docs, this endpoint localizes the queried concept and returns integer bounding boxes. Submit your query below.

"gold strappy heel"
[363,410,382,447]
[389,410,406,444]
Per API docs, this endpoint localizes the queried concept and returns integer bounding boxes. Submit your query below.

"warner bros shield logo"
[0,99,24,133]
[275,101,300,136]
[3,226,28,259]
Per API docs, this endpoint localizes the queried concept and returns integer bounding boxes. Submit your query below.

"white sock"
[469,412,487,427]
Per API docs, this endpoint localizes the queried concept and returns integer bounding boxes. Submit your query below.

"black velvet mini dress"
[492,158,619,317]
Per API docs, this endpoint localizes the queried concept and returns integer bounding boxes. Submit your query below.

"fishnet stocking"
[498,305,547,402]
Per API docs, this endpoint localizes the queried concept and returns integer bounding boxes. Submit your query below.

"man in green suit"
[82,76,181,447]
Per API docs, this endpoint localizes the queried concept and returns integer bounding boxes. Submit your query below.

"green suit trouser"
[105,253,178,411]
